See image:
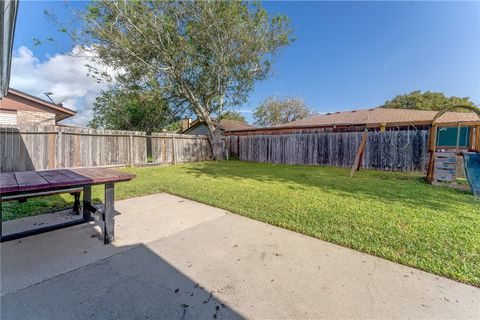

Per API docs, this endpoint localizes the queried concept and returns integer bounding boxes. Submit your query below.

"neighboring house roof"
[4,88,76,121]
[183,118,255,133]
[218,119,256,131]
[222,107,480,135]
[0,0,19,98]
[276,108,480,129]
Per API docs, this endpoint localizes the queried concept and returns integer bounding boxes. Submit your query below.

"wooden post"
[172,136,177,164]
[47,129,56,169]
[426,125,437,182]
[474,126,480,152]
[129,133,134,166]
[468,125,475,151]
[350,130,368,177]
[427,152,434,182]
[428,125,437,152]
[57,127,63,168]
[74,134,81,167]
[455,122,461,154]
[161,137,166,162]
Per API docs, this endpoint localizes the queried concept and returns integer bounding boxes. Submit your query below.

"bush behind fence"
[0,126,211,173]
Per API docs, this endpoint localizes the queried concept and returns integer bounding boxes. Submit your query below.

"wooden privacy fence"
[363,130,429,172]
[227,130,430,172]
[150,133,212,164]
[0,126,212,173]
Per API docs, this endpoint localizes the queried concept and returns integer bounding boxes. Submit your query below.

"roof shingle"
[219,119,256,131]
[277,108,480,128]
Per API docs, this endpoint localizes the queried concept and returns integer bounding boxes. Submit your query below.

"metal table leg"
[103,183,115,244]
[82,186,92,220]
[72,192,81,214]
[0,199,3,240]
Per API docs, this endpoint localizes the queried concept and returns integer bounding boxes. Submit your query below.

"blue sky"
[10,1,480,125]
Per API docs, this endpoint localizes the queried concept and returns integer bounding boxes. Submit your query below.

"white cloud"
[10,46,117,126]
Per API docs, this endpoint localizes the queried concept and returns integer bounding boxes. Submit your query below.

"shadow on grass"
[2,194,103,221]
[182,161,477,214]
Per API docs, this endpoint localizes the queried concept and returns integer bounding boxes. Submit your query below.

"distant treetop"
[382,90,476,112]
[220,111,247,123]
[253,96,314,127]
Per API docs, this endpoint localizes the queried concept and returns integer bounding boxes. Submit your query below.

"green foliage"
[163,120,183,133]
[82,0,293,106]
[383,90,477,112]
[253,96,314,127]
[32,38,42,47]
[88,88,178,134]
[4,161,479,286]
[71,0,292,158]
[219,111,247,123]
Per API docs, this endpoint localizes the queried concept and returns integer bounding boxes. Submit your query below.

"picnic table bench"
[0,168,135,244]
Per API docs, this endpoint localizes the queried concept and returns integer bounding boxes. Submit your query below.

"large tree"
[253,97,314,127]
[382,90,476,111]
[88,88,178,134]
[69,1,292,159]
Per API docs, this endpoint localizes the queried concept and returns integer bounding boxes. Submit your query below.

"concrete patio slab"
[1,193,227,295]
[2,210,84,236]
[1,193,479,319]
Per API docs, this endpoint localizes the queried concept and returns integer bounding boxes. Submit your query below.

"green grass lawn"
[3,161,479,286]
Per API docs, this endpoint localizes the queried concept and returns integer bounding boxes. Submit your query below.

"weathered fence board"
[0,126,210,172]
[228,130,429,172]
[54,127,147,170]
[2,125,429,173]
[363,130,429,172]
[151,133,211,164]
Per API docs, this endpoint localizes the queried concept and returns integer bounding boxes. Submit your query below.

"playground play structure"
[426,105,480,195]
[350,105,480,196]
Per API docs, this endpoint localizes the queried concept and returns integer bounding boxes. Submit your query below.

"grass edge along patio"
[3,161,479,287]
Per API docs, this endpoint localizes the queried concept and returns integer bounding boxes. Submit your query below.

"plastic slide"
[463,152,480,196]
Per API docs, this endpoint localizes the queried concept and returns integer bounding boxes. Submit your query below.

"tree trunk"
[209,129,224,160]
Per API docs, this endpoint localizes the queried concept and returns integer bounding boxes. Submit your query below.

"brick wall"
[17,110,55,127]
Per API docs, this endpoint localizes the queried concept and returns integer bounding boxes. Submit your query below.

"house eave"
[1,0,19,98]
[7,88,77,119]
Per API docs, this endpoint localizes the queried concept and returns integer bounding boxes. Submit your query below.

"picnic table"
[0,168,135,244]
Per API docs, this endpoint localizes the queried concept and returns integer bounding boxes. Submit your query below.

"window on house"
[0,110,17,125]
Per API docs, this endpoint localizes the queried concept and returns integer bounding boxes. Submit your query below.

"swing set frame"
[426,105,480,182]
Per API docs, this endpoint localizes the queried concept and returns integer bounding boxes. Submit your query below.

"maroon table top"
[0,168,135,195]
